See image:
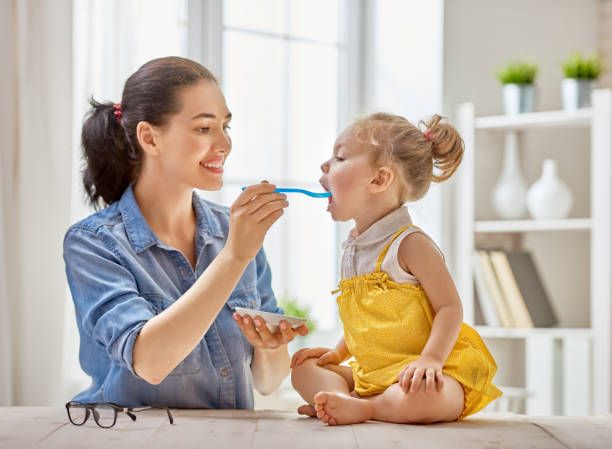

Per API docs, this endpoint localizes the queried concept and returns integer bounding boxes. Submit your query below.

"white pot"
[503,83,535,115]
[492,137,528,219]
[562,78,595,111]
[526,159,573,220]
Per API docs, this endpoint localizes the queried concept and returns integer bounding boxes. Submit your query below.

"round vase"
[492,144,528,219]
[526,159,573,220]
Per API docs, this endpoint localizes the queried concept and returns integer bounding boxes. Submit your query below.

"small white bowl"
[233,307,307,331]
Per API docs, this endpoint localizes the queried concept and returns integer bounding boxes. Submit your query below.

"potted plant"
[496,60,538,115]
[278,294,317,352]
[560,52,603,110]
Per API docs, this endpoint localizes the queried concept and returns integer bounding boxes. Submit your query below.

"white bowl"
[233,307,307,331]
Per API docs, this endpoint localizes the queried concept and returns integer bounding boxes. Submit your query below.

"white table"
[1,407,611,449]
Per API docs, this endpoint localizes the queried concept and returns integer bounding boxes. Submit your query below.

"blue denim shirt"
[63,185,282,409]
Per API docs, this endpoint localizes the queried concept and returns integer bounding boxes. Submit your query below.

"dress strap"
[375,225,419,272]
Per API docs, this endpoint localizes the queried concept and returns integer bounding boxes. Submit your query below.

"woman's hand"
[290,347,343,369]
[398,355,444,394]
[233,313,309,350]
[226,181,289,263]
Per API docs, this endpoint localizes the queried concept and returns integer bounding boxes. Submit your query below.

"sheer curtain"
[0,0,73,406]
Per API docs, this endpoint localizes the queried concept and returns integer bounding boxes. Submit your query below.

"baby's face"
[319,129,378,221]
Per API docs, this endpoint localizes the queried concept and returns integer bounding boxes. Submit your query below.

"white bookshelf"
[454,90,612,415]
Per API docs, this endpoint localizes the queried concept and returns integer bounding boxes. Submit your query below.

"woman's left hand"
[398,355,444,394]
[233,313,309,350]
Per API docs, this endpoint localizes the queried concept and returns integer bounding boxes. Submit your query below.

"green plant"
[496,60,538,84]
[278,294,317,333]
[560,52,603,79]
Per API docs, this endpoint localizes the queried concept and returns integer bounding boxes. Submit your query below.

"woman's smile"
[200,157,225,174]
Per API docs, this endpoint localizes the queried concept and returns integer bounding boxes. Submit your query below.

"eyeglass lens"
[67,402,88,425]
[92,403,116,428]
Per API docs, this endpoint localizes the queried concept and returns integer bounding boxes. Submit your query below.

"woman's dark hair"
[81,56,217,209]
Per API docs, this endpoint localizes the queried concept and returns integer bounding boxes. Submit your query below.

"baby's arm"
[291,335,350,368]
[397,232,463,393]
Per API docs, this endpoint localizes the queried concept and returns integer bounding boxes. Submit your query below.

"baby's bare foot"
[313,391,374,426]
[297,404,316,417]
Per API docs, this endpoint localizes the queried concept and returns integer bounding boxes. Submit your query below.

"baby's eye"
[334,156,345,162]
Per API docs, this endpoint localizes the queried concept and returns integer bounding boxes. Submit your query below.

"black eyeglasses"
[65,401,174,428]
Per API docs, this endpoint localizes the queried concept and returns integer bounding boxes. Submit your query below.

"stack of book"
[472,250,558,328]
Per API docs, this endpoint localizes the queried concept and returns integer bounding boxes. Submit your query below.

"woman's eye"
[198,127,210,134]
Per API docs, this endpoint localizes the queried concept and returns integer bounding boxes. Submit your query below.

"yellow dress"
[334,225,502,419]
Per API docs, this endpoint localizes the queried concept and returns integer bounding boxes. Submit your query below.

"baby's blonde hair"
[349,112,464,203]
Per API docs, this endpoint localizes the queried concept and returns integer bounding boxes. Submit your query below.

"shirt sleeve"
[63,226,155,378]
[254,247,283,315]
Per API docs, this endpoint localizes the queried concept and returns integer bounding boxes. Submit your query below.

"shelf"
[474,326,593,339]
[475,108,592,131]
[474,218,592,233]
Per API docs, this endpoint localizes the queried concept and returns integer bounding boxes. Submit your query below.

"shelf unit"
[454,90,612,415]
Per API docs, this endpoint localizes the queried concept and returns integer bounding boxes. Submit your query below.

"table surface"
[1,407,612,449]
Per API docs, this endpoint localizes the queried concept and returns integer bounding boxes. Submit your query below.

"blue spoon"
[241,187,331,198]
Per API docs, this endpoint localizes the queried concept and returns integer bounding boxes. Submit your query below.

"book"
[472,251,501,326]
[489,250,534,328]
[475,250,515,327]
[504,251,558,327]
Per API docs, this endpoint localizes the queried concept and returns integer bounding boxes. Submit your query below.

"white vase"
[526,159,573,220]
[492,134,528,219]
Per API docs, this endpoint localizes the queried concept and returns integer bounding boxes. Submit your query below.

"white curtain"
[0,0,73,406]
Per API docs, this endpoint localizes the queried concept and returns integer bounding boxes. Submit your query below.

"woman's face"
[319,129,377,222]
[155,80,232,191]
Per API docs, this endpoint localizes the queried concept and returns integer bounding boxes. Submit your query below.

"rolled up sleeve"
[63,227,155,377]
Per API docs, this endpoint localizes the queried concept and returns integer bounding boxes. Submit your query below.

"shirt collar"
[342,206,412,249]
[119,184,222,254]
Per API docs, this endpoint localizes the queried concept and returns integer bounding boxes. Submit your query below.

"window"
[205,0,357,329]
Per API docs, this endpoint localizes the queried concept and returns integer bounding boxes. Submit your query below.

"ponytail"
[423,114,464,183]
[82,99,139,209]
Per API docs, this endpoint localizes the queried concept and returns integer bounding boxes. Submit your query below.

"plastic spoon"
[241,187,331,198]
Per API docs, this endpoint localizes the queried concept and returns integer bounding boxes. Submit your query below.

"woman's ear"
[369,166,395,193]
[136,121,161,156]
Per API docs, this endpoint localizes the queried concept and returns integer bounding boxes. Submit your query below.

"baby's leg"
[314,374,464,426]
[291,359,357,417]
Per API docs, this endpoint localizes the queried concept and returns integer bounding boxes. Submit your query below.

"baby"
[290,113,501,426]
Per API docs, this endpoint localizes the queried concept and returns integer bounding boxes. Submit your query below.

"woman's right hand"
[225,181,289,263]
[290,347,343,369]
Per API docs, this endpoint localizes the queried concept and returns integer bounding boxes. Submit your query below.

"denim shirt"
[63,185,282,409]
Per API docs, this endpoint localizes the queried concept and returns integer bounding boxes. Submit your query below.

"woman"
[64,56,306,409]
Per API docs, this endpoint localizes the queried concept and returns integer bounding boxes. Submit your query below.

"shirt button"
[221,369,228,377]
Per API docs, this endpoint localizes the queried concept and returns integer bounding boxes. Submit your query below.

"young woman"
[64,56,307,409]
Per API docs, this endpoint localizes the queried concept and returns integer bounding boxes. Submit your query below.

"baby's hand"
[290,347,342,369]
[398,355,444,394]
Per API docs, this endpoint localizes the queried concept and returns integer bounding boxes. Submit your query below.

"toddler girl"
[290,113,501,425]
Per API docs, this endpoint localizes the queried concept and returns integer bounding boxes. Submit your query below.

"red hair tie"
[113,103,122,123]
[423,129,433,142]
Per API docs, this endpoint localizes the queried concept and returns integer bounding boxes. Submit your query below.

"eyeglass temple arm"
[127,406,174,424]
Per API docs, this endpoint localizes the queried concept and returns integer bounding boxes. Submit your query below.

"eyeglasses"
[65,401,174,428]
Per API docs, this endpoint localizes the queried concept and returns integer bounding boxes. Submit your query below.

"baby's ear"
[369,166,395,193]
